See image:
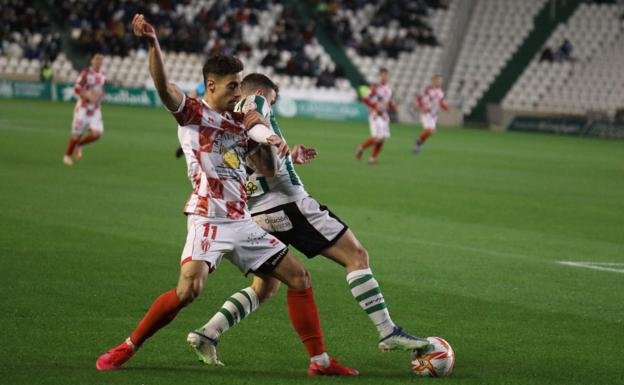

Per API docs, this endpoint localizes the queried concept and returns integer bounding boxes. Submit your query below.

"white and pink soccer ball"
[410,337,455,377]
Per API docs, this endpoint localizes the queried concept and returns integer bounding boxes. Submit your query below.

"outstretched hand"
[291,144,318,164]
[132,14,157,41]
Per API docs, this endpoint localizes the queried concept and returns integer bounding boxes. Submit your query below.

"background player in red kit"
[355,68,396,165]
[63,53,106,166]
[414,74,449,154]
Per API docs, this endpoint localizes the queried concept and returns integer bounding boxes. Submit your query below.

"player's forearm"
[148,39,182,111]
[249,145,279,177]
[416,96,424,110]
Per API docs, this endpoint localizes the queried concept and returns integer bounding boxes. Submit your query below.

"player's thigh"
[250,274,281,303]
[229,218,289,276]
[321,228,369,269]
[420,115,437,130]
[180,215,232,273]
[293,197,348,257]
[71,108,88,136]
[370,116,390,139]
[377,116,390,139]
[176,260,211,301]
[258,250,310,290]
[89,109,104,134]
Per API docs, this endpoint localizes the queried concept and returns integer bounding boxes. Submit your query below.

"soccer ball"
[410,337,455,377]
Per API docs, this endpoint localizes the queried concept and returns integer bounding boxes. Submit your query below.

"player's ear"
[206,79,216,93]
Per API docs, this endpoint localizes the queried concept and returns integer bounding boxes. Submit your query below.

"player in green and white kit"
[188,73,430,367]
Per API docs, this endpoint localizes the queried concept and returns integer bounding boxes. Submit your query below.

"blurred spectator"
[316,0,441,58]
[0,0,62,61]
[316,68,336,87]
[539,47,554,62]
[40,60,54,82]
[9,0,346,86]
[554,39,574,62]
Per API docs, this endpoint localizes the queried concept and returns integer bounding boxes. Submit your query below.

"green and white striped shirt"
[235,95,308,213]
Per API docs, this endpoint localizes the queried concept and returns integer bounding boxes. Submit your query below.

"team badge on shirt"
[245,181,258,195]
[223,150,241,169]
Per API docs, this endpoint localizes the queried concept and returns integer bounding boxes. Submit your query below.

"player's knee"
[253,280,281,304]
[288,266,311,290]
[349,245,370,270]
[176,278,204,305]
[176,285,200,305]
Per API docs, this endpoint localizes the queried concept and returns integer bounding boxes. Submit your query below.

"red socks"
[418,129,433,143]
[129,289,184,346]
[371,142,384,158]
[65,133,100,157]
[360,137,377,150]
[79,132,100,146]
[287,288,326,357]
[65,138,80,156]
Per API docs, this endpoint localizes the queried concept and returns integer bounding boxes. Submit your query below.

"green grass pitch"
[1,99,623,385]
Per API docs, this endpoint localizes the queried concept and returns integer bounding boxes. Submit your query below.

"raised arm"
[131,14,183,111]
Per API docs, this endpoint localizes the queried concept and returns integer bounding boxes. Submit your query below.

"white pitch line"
[558,261,624,274]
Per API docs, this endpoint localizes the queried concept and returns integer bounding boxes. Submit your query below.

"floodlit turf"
[1,98,623,385]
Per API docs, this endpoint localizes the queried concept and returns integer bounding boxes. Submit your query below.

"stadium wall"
[0,79,369,121]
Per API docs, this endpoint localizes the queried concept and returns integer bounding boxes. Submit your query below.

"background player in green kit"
[187,73,430,368]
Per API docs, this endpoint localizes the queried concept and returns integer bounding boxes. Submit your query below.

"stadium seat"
[502,3,623,117]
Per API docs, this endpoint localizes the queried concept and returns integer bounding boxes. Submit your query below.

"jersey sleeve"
[239,95,271,120]
[74,69,88,95]
[170,94,203,126]
[362,85,378,109]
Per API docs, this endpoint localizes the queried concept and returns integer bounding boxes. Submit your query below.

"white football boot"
[378,326,431,351]
[187,331,224,366]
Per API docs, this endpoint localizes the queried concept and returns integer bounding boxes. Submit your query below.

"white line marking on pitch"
[558,261,624,274]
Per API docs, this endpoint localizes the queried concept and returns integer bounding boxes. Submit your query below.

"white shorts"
[369,114,390,139]
[420,113,437,130]
[180,215,287,275]
[72,107,103,136]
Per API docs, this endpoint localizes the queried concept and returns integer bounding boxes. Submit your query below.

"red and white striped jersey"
[173,94,260,221]
[363,83,395,118]
[417,86,447,116]
[74,67,106,112]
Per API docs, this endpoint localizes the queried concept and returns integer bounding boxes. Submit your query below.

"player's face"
[379,71,389,84]
[432,76,443,88]
[211,73,242,112]
[264,88,277,107]
[91,55,103,71]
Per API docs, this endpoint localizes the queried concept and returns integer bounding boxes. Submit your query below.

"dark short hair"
[241,73,279,97]
[202,55,244,85]
[379,67,389,74]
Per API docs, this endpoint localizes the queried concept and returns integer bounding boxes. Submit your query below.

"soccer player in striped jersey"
[63,53,106,166]
[189,73,430,370]
[414,75,448,154]
[355,67,396,164]
[96,15,356,376]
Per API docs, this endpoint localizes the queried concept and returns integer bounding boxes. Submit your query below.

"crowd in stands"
[44,0,342,86]
[314,0,447,58]
[0,0,62,61]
